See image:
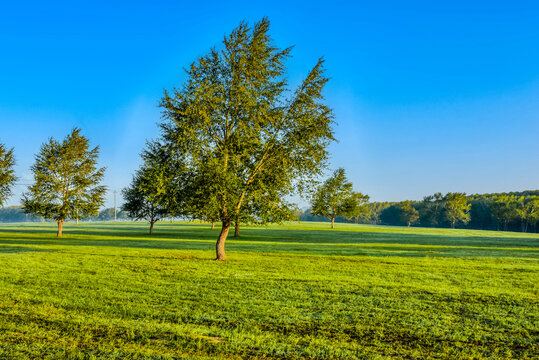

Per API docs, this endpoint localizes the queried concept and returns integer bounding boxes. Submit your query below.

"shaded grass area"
[0,221,537,359]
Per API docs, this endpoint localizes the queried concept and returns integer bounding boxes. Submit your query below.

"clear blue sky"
[1,0,538,208]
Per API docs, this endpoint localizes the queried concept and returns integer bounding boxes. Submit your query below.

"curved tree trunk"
[331,217,335,229]
[57,220,64,237]
[149,220,156,235]
[216,222,230,260]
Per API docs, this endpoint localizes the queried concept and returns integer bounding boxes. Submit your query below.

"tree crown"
[22,128,106,222]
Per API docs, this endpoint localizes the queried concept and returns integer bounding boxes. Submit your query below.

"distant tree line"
[300,190,539,233]
[0,206,131,223]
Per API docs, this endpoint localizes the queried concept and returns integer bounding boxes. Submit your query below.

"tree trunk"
[234,221,240,237]
[234,213,240,237]
[331,217,335,229]
[211,221,215,230]
[216,222,230,260]
[149,220,155,235]
[57,220,64,237]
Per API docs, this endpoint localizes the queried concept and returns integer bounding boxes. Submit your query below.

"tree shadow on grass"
[0,245,57,254]
[0,223,537,259]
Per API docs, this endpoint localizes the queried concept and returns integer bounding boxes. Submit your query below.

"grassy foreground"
[0,221,537,359]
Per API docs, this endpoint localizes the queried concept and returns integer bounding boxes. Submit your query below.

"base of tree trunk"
[215,223,230,260]
[57,220,64,237]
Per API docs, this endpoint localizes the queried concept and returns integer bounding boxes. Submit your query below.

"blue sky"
[1,0,538,207]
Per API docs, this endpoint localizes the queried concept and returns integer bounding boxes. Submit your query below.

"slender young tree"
[311,168,359,229]
[0,143,16,207]
[444,192,471,229]
[122,169,167,235]
[160,18,335,260]
[22,128,106,236]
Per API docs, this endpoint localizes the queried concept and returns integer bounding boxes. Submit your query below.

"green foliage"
[122,141,183,234]
[444,192,471,228]
[490,195,518,231]
[515,196,539,232]
[0,222,537,359]
[399,200,419,227]
[21,128,106,235]
[159,18,335,258]
[349,192,370,224]
[354,191,539,233]
[0,143,16,207]
[419,192,445,227]
[311,168,363,228]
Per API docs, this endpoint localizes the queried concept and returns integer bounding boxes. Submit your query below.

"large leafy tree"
[444,192,471,229]
[311,168,359,229]
[159,19,335,260]
[22,128,106,236]
[0,143,16,207]
[122,141,185,235]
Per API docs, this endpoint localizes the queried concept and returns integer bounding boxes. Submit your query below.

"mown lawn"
[0,221,537,359]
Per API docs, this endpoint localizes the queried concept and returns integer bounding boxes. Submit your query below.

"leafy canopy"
[22,128,106,224]
[159,18,335,259]
[122,141,182,232]
[398,200,419,227]
[0,143,16,207]
[311,168,363,227]
[444,192,470,228]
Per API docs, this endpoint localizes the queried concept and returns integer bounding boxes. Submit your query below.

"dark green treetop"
[22,128,106,236]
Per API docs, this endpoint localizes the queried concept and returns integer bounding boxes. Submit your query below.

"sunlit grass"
[0,221,537,359]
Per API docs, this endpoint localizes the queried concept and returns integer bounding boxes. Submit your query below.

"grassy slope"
[0,221,537,359]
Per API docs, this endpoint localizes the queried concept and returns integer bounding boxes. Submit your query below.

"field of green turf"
[0,221,537,359]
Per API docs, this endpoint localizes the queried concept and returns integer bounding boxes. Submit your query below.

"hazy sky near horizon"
[1,0,538,208]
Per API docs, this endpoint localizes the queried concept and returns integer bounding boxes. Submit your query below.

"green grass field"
[0,221,537,359]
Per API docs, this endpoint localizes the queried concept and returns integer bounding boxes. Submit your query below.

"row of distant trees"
[0,206,130,223]
[300,190,539,233]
